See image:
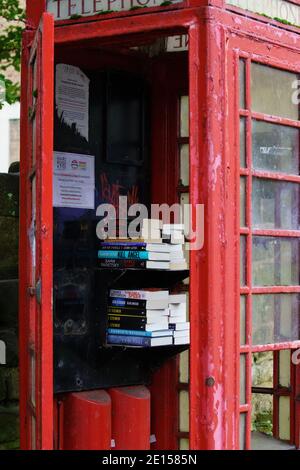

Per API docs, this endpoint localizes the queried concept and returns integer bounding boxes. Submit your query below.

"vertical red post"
[189,16,239,450]
[61,391,112,450]
[26,0,47,29]
[109,386,150,450]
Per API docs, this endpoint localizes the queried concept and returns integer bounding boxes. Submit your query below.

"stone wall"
[0,169,19,449]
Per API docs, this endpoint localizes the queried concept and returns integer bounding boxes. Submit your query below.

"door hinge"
[28,278,42,304]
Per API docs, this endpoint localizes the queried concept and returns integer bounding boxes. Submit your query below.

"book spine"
[108,316,148,330]
[107,334,151,347]
[110,289,150,300]
[99,259,147,269]
[98,250,149,260]
[107,328,152,337]
[109,297,148,309]
[107,306,148,316]
[99,244,146,251]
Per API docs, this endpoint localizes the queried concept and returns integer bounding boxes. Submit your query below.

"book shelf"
[54,267,190,393]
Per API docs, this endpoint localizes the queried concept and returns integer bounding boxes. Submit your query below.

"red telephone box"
[20,0,300,450]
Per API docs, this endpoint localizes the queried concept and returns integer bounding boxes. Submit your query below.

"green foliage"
[0,0,25,108]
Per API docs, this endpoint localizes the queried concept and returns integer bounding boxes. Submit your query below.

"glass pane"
[239,413,246,450]
[252,393,273,436]
[240,177,246,227]
[180,144,189,186]
[252,120,299,175]
[279,396,290,441]
[252,294,300,345]
[179,439,189,450]
[279,350,291,388]
[252,178,300,230]
[240,236,246,286]
[253,237,300,286]
[240,296,246,345]
[180,96,189,138]
[240,117,246,167]
[251,63,299,121]
[252,352,274,388]
[179,390,189,433]
[240,354,247,404]
[239,59,246,110]
[179,350,189,384]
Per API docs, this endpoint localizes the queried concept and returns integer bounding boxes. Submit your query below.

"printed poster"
[53,152,95,209]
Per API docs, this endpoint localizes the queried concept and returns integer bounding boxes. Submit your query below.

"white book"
[170,261,188,270]
[168,244,184,252]
[163,224,185,232]
[147,317,169,326]
[146,322,171,332]
[170,252,185,260]
[169,294,187,304]
[147,252,170,261]
[168,316,187,324]
[173,336,190,345]
[146,308,169,316]
[110,289,169,300]
[169,322,190,331]
[142,228,161,239]
[173,330,191,338]
[169,303,187,315]
[170,233,185,244]
[142,219,162,229]
[146,244,171,253]
[146,261,170,270]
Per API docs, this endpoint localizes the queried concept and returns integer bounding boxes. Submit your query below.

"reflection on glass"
[179,390,189,433]
[239,59,246,110]
[180,144,189,186]
[252,120,299,175]
[240,413,246,450]
[252,178,300,230]
[251,63,299,120]
[279,350,291,388]
[240,354,247,405]
[251,393,273,436]
[240,296,246,345]
[253,237,300,286]
[252,294,300,345]
[240,236,246,286]
[240,117,246,167]
[240,177,246,227]
[180,96,189,138]
[279,396,290,441]
[252,352,274,387]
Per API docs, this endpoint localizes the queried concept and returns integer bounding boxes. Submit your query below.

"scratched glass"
[252,294,300,345]
[252,120,299,175]
[240,236,247,286]
[240,413,246,450]
[240,296,246,345]
[240,354,247,405]
[253,237,300,286]
[180,95,189,138]
[251,393,273,438]
[240,117,247,168]
[251,63,299,121]
[240,176,246,227]
[239,59,246,110]
[180,144,189,186]
[252,178,300,230]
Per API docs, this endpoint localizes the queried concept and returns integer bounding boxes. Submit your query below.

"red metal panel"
[19,12,54,450]
[189,16,239,449]
[61,391,111,450]
[109,386,150,450]
[26,0,46,29]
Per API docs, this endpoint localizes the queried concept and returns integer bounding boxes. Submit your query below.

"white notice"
[53,152,95,209]
[56,64,90,141]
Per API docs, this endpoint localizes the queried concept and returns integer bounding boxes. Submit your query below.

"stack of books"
[106,289,174,347]
[168,293,190,345]
[98,219,188,271]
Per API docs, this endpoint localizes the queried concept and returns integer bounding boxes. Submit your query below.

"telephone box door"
[19,12,54,450]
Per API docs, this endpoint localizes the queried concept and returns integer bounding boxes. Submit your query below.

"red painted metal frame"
[19,13,54,449]
[21,0,300,451]
[227,21,300,449]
